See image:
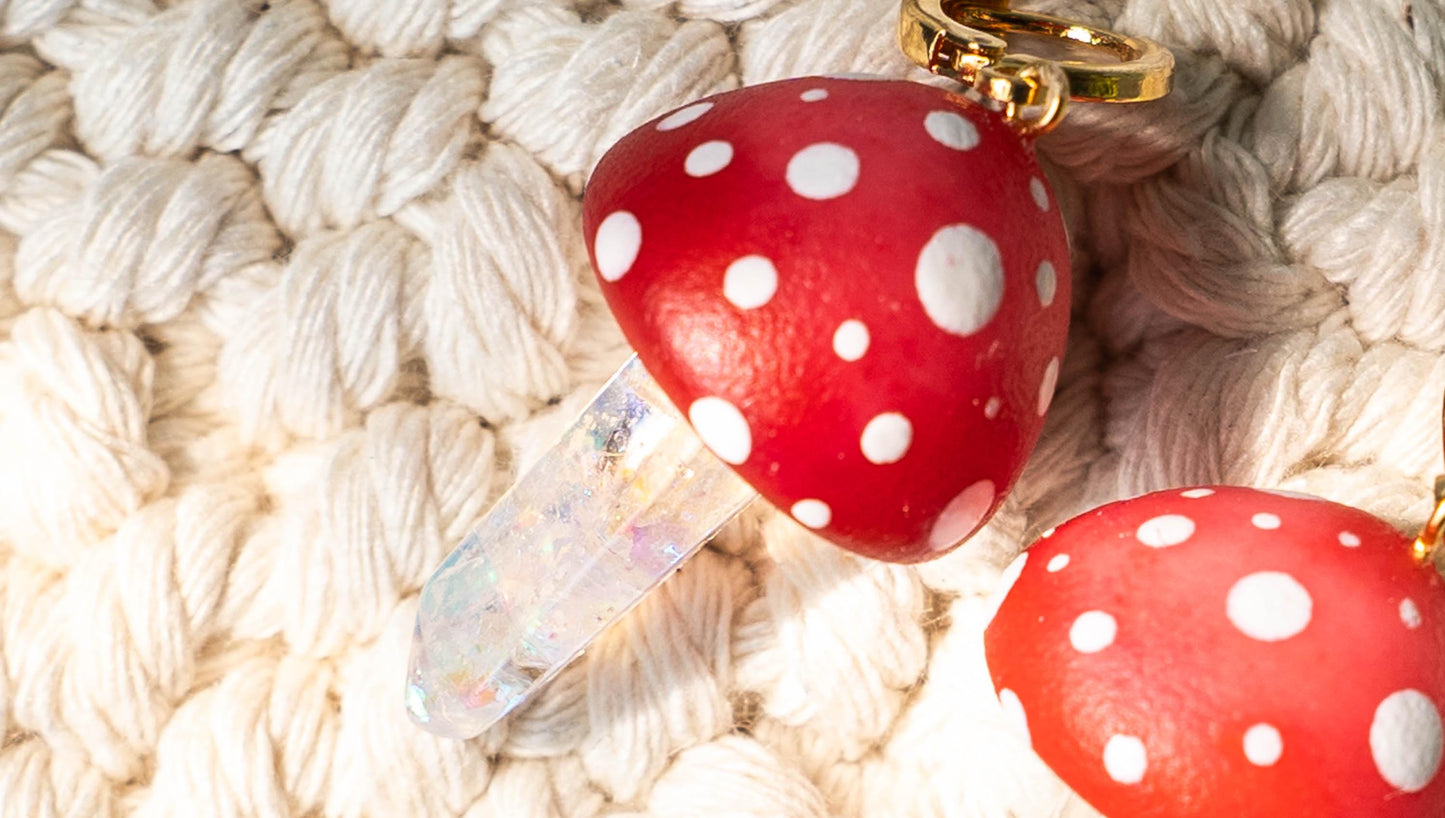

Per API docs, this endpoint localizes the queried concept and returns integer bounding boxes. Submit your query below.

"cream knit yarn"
[0,0,1442,815]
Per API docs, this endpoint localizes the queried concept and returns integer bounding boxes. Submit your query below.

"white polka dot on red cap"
[1036,260,1057,308]
[1038,357,1060,416]
[1340,531,1362,547]
[594,211,641,282]
[998,688,1031,748]
[786,142,859,200]
[1047,553,1070,572]
[929,479,995,550]
[984,396,1001,419]
[1371,690,1444,792]
[1227,571,1312,641]
[861,413,912,464]
[915,224,1003,337]
[1252,512,1282,530]
[723,255,778,309]
[924,110,979,151]
[1401,599,1423,629]
[1244,724,1283,767]
[1137,514,1195,547]
[1030,176,1049,211]
[657,102,713,130]
[1181,488,1214,498]
[832,320,869,361]
[1104,735,1147,784]
[688,397,751,465]
[791,499,831,529]
[1070,610,1117,653]
[800,88,828,102]
[685,140,733,177]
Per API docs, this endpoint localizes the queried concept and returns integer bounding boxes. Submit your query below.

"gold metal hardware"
[1412,475,1445,564]
[898,0,1175,134]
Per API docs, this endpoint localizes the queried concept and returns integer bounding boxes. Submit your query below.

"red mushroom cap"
[986,486,1445,817]
[582,77,1070,562]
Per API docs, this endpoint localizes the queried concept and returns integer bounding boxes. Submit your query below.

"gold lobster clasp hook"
[898,0,1175,134]
[1413,475,1445,565]
[1413,394,1445,565]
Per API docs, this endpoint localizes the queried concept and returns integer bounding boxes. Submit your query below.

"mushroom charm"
[406,3,1176,741]
[986,486,1445,817]
[584,75,1069,562]
[408,76,1072,738]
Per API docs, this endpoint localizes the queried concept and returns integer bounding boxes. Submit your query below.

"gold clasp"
[898,0,1175,134]
[1413,476,1445,565]
[1415,397,1445,565]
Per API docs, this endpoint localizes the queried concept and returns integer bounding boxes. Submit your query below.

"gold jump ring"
[898,0,1175,132]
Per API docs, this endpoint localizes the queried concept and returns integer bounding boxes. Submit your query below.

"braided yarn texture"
[0,0,1441,815]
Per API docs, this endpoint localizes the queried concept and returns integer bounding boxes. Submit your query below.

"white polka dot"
[1038,357,1060,416]
[1252,512,1282,530]
[1181,488,1215,499]
[832,320,869,361]
[1227,571,1312,641]
[786,142,859,200]
[1402,598,1423,629]
[594,211,641,282]
[915,224,1004,337]
[924,110,979,151]
[1041,526,1056,538]
[1046,553,1070,572]
[1070,610,1117,654]
[657,102,713,131]
[1243,724,1283,766]
[998,688,1031,748]
[986,551,1027,625]
[1136,514,1195,547]
[984,397,1001,419]
[860,413,912,465]
[1104,735,1147,784]
[1340,531,1362,547]
[1030,176,1050,211]
[791,499,831,529]
[929,479,995,550]
[1035,260,1057,308]
[688,397,751,465]
[800,88,828,102]
[1371,690,1444,792]
[723,255,778,309]
[685,140,733,177]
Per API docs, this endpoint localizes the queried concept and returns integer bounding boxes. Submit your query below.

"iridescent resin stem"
[406,356,757,739]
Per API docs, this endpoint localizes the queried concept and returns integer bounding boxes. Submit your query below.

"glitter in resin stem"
[407,356,755,738]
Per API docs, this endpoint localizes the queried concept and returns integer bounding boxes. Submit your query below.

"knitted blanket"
[1,0,1441,815]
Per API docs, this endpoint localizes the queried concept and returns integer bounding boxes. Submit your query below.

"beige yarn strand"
[0,0,1442,816]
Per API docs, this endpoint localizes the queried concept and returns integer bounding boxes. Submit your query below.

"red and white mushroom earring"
[985,420,1445,815]
[405,2,1174,739]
